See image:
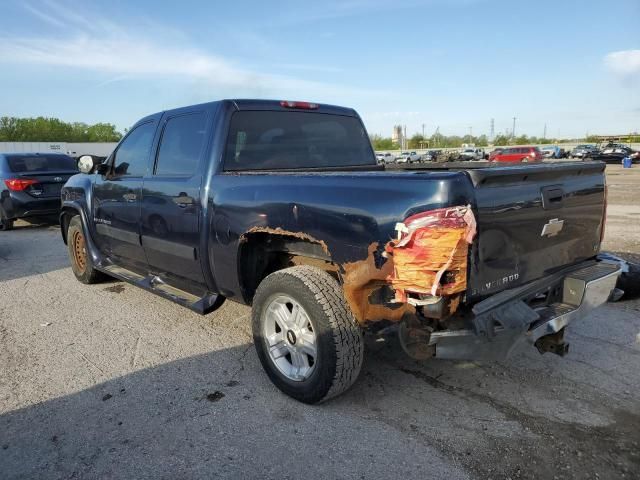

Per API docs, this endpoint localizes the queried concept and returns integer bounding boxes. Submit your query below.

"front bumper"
[428,261,621,360]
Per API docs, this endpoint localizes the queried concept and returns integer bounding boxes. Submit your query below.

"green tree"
[493,134,510,146]
[370,134,398,150]
[408,134,426,149]
[87,123,122,142]
[0,116,122,142]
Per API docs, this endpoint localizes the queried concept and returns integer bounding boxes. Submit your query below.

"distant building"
[392,125,403,148]
[0,142,117,157]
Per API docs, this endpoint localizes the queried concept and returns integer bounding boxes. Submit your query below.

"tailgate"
[465,162,606,300]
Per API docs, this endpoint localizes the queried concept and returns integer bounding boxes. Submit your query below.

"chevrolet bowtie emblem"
[541,218,564,237]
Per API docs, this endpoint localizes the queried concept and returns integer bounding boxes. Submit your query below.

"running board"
[101,265,224,314]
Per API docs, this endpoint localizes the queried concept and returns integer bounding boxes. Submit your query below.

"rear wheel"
[0,207,13,231]
[252,266,364,404]
[0,217,14,231]
[67,216,105,284]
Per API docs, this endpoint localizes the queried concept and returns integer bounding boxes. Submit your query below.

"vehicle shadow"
[0,343,468,480]
[2,320,639,479]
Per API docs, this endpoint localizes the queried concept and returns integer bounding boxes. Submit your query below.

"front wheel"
[67,216,105,284]
[252,266,364,404]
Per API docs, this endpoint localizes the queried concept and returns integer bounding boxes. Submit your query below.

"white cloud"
[1,0,382,101]
[604,49,640,79]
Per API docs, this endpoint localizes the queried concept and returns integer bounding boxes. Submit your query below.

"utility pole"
[422,123,425,139]
[403,125,407,150]
[490,118,495,142]
[543,123,547,140]
[469,126,473,139]
[512,117,517,140]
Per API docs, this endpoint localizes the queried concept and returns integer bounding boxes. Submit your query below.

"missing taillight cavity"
[279,100,319,110]
[4,178,39,191]
[386,205,476,302]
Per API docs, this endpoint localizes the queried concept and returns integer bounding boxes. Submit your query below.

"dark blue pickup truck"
[60,99,620,403]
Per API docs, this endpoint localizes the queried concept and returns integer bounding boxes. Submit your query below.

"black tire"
[0,217,14,231]
[252,266,364,404]
[67,216,105,284]
[618,262,640,299]
[0,207,13,231]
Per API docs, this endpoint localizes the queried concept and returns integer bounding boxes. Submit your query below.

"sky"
[0,0,638,139]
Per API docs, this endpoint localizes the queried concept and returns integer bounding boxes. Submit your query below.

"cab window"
[112,122,156,177]
[155,112,207,176]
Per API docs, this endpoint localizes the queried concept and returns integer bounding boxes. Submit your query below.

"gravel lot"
[1,164,639,479]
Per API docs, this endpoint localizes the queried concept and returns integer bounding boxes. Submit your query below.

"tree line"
[0,116,122,142]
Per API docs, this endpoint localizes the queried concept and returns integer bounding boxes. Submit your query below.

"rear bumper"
[429,261,621,360]
[0,192,61,219]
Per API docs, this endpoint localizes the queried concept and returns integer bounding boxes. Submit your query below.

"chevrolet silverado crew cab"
[60,99,620,404]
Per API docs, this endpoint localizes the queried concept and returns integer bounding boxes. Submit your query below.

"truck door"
[92,119,159,272]
[140,110,208,290]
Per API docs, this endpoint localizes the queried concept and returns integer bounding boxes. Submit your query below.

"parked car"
[61,99,619,403]
[459,148,485,161]
[585,146,639,164]
[488,148,504,161]
[376,152,395,164]
[491,146,544,163]
[422,150,442,162]
[395,151,421,163]
[0,153,78,230]
[570,144,598,159]
[541,146,564,159]
[422,149,442,162]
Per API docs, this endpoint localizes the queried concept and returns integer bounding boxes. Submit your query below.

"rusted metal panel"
[342,243,416,325]
[240,207,476,326]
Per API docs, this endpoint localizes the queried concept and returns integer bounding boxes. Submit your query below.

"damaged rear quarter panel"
[208,170,476,322]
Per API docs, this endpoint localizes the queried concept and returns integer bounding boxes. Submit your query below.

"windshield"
[223,111,375,170]
[6,154,78,173]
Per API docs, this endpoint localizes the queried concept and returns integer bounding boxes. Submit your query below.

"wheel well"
[60,208,79,245]
[238,232,337,305]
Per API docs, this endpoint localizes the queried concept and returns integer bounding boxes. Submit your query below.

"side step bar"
[101,265,225,314]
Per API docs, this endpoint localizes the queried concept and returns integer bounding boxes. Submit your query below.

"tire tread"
[253,266,364,403]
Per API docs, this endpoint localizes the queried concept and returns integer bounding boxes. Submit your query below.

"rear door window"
[224,111,375,170]
[155,112,207,176]
[7,155,77,173]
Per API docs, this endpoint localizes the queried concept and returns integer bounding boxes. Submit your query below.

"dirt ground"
[0,164,639,479]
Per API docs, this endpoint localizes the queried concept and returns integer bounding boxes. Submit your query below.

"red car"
[491,146,544,163]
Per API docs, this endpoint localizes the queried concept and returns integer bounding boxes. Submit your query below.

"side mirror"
[78,155,95,174]
[96,162,111,176]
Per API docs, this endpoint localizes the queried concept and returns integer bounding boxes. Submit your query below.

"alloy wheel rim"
[262,294,317,382]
